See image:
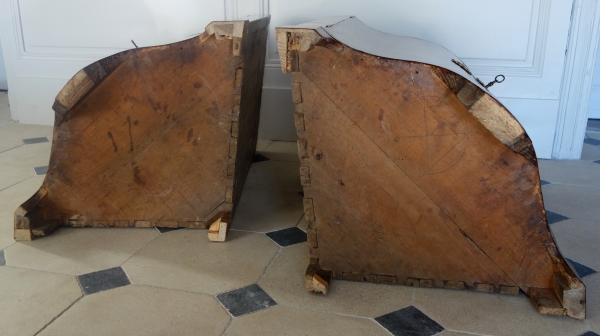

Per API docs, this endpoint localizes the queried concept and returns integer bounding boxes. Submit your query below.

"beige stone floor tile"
[233,188,304,233]
[260,141,299,162]
[5,227,159,275]
[258,243,414,318]
[244,160,303,192]
[39,285,230,336]
[256,139,273,152]
[0,142,51,190]
[413,287,587,336]
[438,332,482,336]
[551,218,600,271]
[0,266,82,336]
[0,123,53,153]
[542,184,600,220]
[538,159,600,187]
[588,131,600,141]
[0,174,45,207]
[581,143,600,161]
[224,305,389,336]
[124,229,279,295]
[0,203,16,249]
[0,93,11,121]
[296,215,308,232]
[585,274,600,332]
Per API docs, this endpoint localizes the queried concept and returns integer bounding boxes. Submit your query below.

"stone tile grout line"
[0,143,24,154]
[119,230,162,267]
[0,175,35,192]
[33,294,84,335]
[257,246,282,283]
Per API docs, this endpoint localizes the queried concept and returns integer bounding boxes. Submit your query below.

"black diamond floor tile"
[594,160,600,164]
[0,250,5,266]
[566,258,598,278]
[375,306,444,336]
[546,210,569,225]
[216,284,276,317]
[155,227,183,234]
[252,153,270,163]
[580,331,600,336]
[77,267,131,295]
[22,137,49,145]
[33,166,48,175]
[540,180,551,186]
[265,227,307,247]
[584,137,600,146]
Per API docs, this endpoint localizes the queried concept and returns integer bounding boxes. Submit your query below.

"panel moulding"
[265,0,552,78]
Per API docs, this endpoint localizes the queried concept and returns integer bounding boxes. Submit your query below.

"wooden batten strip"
[114,220,130,228]
[186,221,208,229]
[225,186,234,204]
[158,220,178,228]
[419,279,434,288]
[475,283,496,293]
[294,113,305,132]
[291,82,303,104]
[342,272,363,282]
[92,220,110,228]
[500,285,520,295]
[445,280,466,290]
[231,121,240,138]
[134,220,153,228]
[297,139,309,159]
[234,68,244,87]
[303,198,315,222]
[227,164,236,177]
[299,166,311,187]
[307,228,318,248]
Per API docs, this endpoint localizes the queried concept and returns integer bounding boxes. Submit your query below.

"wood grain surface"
[276,17,585,319]
[15,16,270,241]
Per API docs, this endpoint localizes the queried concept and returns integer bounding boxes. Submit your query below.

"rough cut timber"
[276,16,585,319]
[15,16,270,243]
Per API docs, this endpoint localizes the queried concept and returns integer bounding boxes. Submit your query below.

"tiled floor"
[1,90,600,335]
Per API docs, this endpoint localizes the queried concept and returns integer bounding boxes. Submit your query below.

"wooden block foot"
[304,258,332,294]
[208,212,231,242]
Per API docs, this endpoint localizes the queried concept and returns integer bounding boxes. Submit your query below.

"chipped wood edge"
[547,244,586,319]
[275,28,324,73]
[53,18,259,125]
[529,287,567,316]
[13,187,60,241]
[208,212,232,242]
[431,67,536,165]
[305,257,331,294]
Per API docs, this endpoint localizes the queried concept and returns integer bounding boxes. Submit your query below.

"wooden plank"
[15,16,270,241]
[277,16,585,320]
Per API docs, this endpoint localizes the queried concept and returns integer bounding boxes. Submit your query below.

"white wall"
[589,43,600,119]
[0,38,7,90]
[0,0,581,158]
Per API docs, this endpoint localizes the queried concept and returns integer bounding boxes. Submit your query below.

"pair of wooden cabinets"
[13,16,585,319]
